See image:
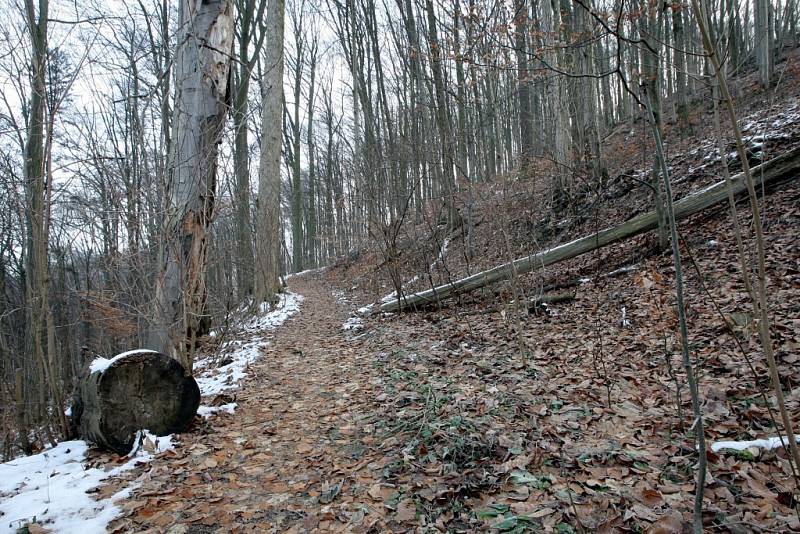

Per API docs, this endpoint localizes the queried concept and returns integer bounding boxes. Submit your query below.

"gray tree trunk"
[641,0,669,251]
[254,0,285,304]
[425,0,458,225]
[754,0,773,86]
[288,9,305,273]
[514,0,534,173]
[150,0,234,373]
[232,0,267,299]
[305,33,319,268]
[672,1,690,135]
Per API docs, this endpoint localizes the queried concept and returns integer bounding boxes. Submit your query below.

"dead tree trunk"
[381,147,800,311]
[150,0,234,373]
[74,350,200,455]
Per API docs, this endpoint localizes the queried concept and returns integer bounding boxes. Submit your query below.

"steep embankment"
[317,178,800,532]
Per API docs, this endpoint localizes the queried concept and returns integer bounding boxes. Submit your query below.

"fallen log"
[73,350,200,454]
[382,147,800,312]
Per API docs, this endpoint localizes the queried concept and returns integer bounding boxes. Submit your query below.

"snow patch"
[621,307,631,327]
[0,435,164,534]
[331,290,349,304]
[342,317,363,331]
[711,435,800,453]
[195,340,266,397]
[243,292,303,332]
[195,292,302,402]
[197,403,238,418]
[286,266,325,279]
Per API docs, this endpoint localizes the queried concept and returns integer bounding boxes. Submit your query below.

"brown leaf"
[395,498,417,522]
[646,512,687,534]
[368,483,384,501]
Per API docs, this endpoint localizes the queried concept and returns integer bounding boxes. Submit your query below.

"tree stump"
[73,350,200,454]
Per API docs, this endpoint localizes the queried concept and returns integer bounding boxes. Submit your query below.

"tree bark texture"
[514,0,533,171]
[254,0,285,304]
[381,147,800,311]
[75,350,200,454]
[150,0,234,372]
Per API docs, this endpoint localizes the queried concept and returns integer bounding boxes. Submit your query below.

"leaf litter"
[103,175,799,532]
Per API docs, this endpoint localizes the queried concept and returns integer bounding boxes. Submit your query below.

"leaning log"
[382,147,800,312]
[74,350,200,454]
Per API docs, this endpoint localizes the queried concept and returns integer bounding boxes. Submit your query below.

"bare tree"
[254,0,286,304]
[150,0,235,373]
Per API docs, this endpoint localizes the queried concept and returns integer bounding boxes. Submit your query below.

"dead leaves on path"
[100,184,800,533]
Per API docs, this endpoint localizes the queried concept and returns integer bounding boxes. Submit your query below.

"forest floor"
[101,180,800,533]
[7,53,799,534]
[104,276,399,533]
[102,167,800,534]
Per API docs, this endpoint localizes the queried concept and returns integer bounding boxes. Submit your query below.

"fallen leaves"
[103,178,800,534]
[394,498,417,522]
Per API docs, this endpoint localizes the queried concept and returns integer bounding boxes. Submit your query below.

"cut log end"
[76,350,200,454]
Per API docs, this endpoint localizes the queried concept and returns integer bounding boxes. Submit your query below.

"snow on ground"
[711,435,800,453]
[194,340,265,396]
[0,292,303,534]
[286,266,326,279]
[195,291,303,400]
[342,317,364,331]
[331,289,349,304]
[197,403,238,418]
[0,432,171,534]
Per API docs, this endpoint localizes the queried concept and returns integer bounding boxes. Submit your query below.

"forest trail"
[94,182,800,534]
[107,277,384,533]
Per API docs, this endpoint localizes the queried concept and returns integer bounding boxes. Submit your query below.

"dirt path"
[107,276,384,533]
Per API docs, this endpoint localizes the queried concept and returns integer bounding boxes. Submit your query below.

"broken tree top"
[76,350,200,454]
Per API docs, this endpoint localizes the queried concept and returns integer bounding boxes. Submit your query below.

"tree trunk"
[150,0,234,373]
[672,1,690,135]
[289,16,305,273]
[514,0,534,174]
[425,0,458,225]
[754,0,772,87]
[381,147,800,311]
[232,0,267,300]
[641,0,669,251]
[305,37,319,268]
[254,0,285,304]
[75,350,200,454]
